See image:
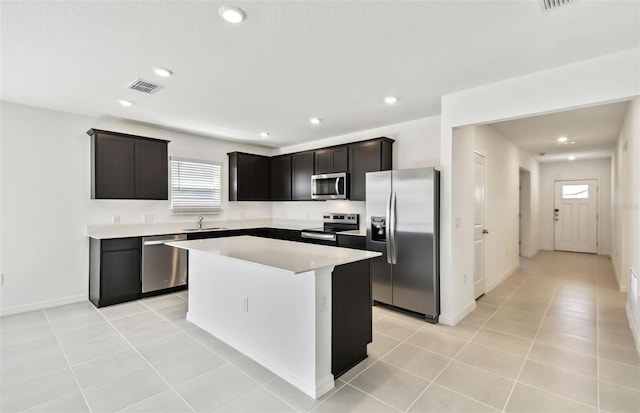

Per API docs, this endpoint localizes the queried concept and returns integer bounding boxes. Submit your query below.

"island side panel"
[186,250,334,399]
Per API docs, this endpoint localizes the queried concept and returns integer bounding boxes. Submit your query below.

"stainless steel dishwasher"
[142,234,188,293]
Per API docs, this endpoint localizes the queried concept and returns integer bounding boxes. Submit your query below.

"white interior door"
[473,152,486,299]
[553,180,598,253]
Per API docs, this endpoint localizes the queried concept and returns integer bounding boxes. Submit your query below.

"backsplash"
[271,201,366,230]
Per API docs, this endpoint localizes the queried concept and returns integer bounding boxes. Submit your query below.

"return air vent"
[540,0,573,11]
[127,78,164,94]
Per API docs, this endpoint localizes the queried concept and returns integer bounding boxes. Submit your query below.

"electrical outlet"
[112,215,120,224]
[243,298,249,312]
[464,273,467,284]
[144,213,154,223]
[1,273,4,285]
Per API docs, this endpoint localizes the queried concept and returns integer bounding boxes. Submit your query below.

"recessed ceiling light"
[259,132,270,138]
[118,99,133,107]
[219,5,246,24]
[384,96,398,104]
[570,141,576,144]
[152,67,173,77]
[309,117,322,125]
[568,156,576,161]
[557,136,568,143]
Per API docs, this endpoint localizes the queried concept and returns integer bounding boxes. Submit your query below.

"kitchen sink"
[182,227,227,232]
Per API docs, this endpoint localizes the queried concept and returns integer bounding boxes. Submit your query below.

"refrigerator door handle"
[385,192,393,264]
[390,192,397,264]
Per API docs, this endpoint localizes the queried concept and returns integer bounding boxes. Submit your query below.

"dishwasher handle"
[143,234,187,246]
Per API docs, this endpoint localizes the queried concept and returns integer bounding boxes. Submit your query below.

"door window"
[562,184,589,199]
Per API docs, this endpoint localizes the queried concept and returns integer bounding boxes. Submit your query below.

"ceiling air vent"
[540,0,573,11]
[127,78,164,94]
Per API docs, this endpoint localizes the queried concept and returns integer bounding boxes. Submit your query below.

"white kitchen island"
[167,236,380,399]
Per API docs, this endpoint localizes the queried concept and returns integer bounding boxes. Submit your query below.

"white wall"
[272,116,441,227]
[0,102,441,314]
[473,125,538,291]
[612,98,640,345]
[0,102,274,314]
[276,116,441,169]
[440,48,640,325]
[538,159,612,255]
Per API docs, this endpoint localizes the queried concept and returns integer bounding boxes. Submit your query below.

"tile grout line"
[88,300,199,413]
[135,294,304,413]
[40,308,95,413]
[402,277,530,413]
[499,275,595,412]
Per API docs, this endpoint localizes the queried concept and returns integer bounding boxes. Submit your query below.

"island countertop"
[167,235,380,274]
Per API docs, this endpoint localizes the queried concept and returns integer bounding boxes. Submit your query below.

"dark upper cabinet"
[292,151,315,201]
[270,155,292,201]
[228,152,270,201]
[348,138,394,201]
[135,138,168,200]
[314,146,348,174]
[89,129,168,200]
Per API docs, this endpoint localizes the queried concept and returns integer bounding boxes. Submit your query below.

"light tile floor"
[1,251,639,412]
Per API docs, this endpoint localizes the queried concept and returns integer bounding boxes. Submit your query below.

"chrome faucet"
[198,216,204,230]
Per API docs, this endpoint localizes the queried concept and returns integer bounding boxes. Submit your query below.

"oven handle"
[301,231,336,241]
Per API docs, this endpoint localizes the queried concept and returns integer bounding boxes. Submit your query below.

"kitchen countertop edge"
[86,219,323,239]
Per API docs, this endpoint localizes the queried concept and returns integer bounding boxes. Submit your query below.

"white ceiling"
[488,100,631,162]
[1,1,638,149]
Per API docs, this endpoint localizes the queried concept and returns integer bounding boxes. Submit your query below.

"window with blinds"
[170,157,222,213]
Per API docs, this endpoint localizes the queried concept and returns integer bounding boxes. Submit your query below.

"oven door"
[311,172,348,200]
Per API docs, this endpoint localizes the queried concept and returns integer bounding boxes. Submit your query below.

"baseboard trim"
[625,302,640,356]
[440,300,476,326]
[0,294,88,316]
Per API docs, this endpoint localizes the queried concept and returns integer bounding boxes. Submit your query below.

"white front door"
[553,180,598,253]
[473,152,486,299]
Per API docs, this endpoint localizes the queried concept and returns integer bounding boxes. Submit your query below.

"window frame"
[170,156,223,214]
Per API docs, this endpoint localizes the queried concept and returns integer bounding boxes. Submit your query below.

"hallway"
[358,251,639,412]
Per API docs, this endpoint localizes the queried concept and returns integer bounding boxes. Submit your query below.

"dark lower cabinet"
[331,259,372,378]
[292,151,315,200]
[90,237,141,307]
[337,234,366,250]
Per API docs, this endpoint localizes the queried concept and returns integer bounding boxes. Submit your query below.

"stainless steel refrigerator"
[366,167,440,323]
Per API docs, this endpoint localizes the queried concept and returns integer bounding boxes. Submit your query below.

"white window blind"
[171,157,222,213]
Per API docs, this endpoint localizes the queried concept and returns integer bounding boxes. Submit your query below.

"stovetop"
[302,213,359,234]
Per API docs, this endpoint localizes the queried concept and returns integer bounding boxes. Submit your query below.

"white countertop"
[86,219,321,239]
[167,236,380,274]
[337,229,366,237]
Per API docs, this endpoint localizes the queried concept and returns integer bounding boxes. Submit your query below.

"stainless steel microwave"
[311,172,349,200]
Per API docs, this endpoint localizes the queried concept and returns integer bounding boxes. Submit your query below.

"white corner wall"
[440,48,640,325]
[473,125,539,291]
[612,98,640,345]
[538,159,612,255]
[0,102,273,315]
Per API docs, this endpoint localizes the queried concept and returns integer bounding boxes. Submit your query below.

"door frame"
[473,150,487,299]
[552,178,599,253]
